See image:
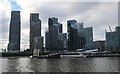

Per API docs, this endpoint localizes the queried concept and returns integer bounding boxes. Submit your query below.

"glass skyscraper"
[8,11,21,51]
[106,26,120,51]
[67,20,93,51]
[30,13,41,51]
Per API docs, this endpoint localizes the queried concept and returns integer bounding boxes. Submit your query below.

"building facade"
[106,32,118,51]
[48,17,58,32]
[8,11,21,51]
[58,33,67,49]
[45,17,60,51]
[67,20,77,50]
[59,23,63,33]
[94,41,106,52]
[45,17,66,51]
[106,26,120,51]
[67,20,93,51]
[115,26,120,49]
[33,36,44,56]
[82,27,93,49]
[30,13,41,51]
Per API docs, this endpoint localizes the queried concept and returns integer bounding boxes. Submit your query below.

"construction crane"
[109,26,112,32]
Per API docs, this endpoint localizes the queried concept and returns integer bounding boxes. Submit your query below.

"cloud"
[85,2,118,40]
[0,0,11,50]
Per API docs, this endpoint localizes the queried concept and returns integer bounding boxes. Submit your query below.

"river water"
[0,57,119,72]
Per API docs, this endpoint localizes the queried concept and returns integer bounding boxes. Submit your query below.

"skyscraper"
[106,32,117,51]
[106,26,120,51]
[48,17,58,32]
[67,20,93,51]
[67,20,77,50]
[30,13,41,51]
[45,17,58,50]
[82,27,93,48]
[116,26,120,49]
[58,33,67,49]
[59,23,62,33]
[8,11,21,51]
[45,17,63,51]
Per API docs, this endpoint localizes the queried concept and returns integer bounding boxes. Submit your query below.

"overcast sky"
[0,0,119,51]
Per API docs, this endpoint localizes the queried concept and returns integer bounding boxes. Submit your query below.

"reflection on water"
[1,57,119,72]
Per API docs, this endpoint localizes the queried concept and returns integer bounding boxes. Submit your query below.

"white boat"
[60,54,86,58]
[29,55,33,58]
[74,55,86,58]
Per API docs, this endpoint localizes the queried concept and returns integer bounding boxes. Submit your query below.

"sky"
[0,0,119,51]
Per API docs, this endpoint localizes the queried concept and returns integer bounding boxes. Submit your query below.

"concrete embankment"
[0,52,33,57]
[86,54,120,57]
[0,51,50,57]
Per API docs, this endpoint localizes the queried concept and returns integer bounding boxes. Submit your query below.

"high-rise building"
[53,23,63,33]
[59,23,63,33]
[33,37,43,50]
[8,11,21,51]
[48,17,58,32]
[106,32,117,51]
[82,27,93,48]
[45,17,59,51]
[67,20,77,26]
[106,26,120,51]
[45,32,49,49]
[67,20,77,50]
[116,26,120,49]
[33,36,44,56]
[45,17,64,51]
[58,33,67,49]
[67,20,93,51]
[30,13,41,51]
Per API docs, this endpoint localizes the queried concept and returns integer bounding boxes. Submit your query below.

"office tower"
[45,17,59,50]
[67,20,93,51]
[116,26,120,49]
[106,32,117,51]
[45,32,49,49]
[67,20,77,50]
[48,17,58,32]
[106,26,120,51]
[8,11,21,51]
[59,23,62,33]
[45,17,63,51]
[58,33,67,49]
[82,27,93,48]
[63,33,67,49]
[53,23,63,33]
[33,37,43,50]
[33,37,44,56]
[67,20,77,25]
[30,13,41,51]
